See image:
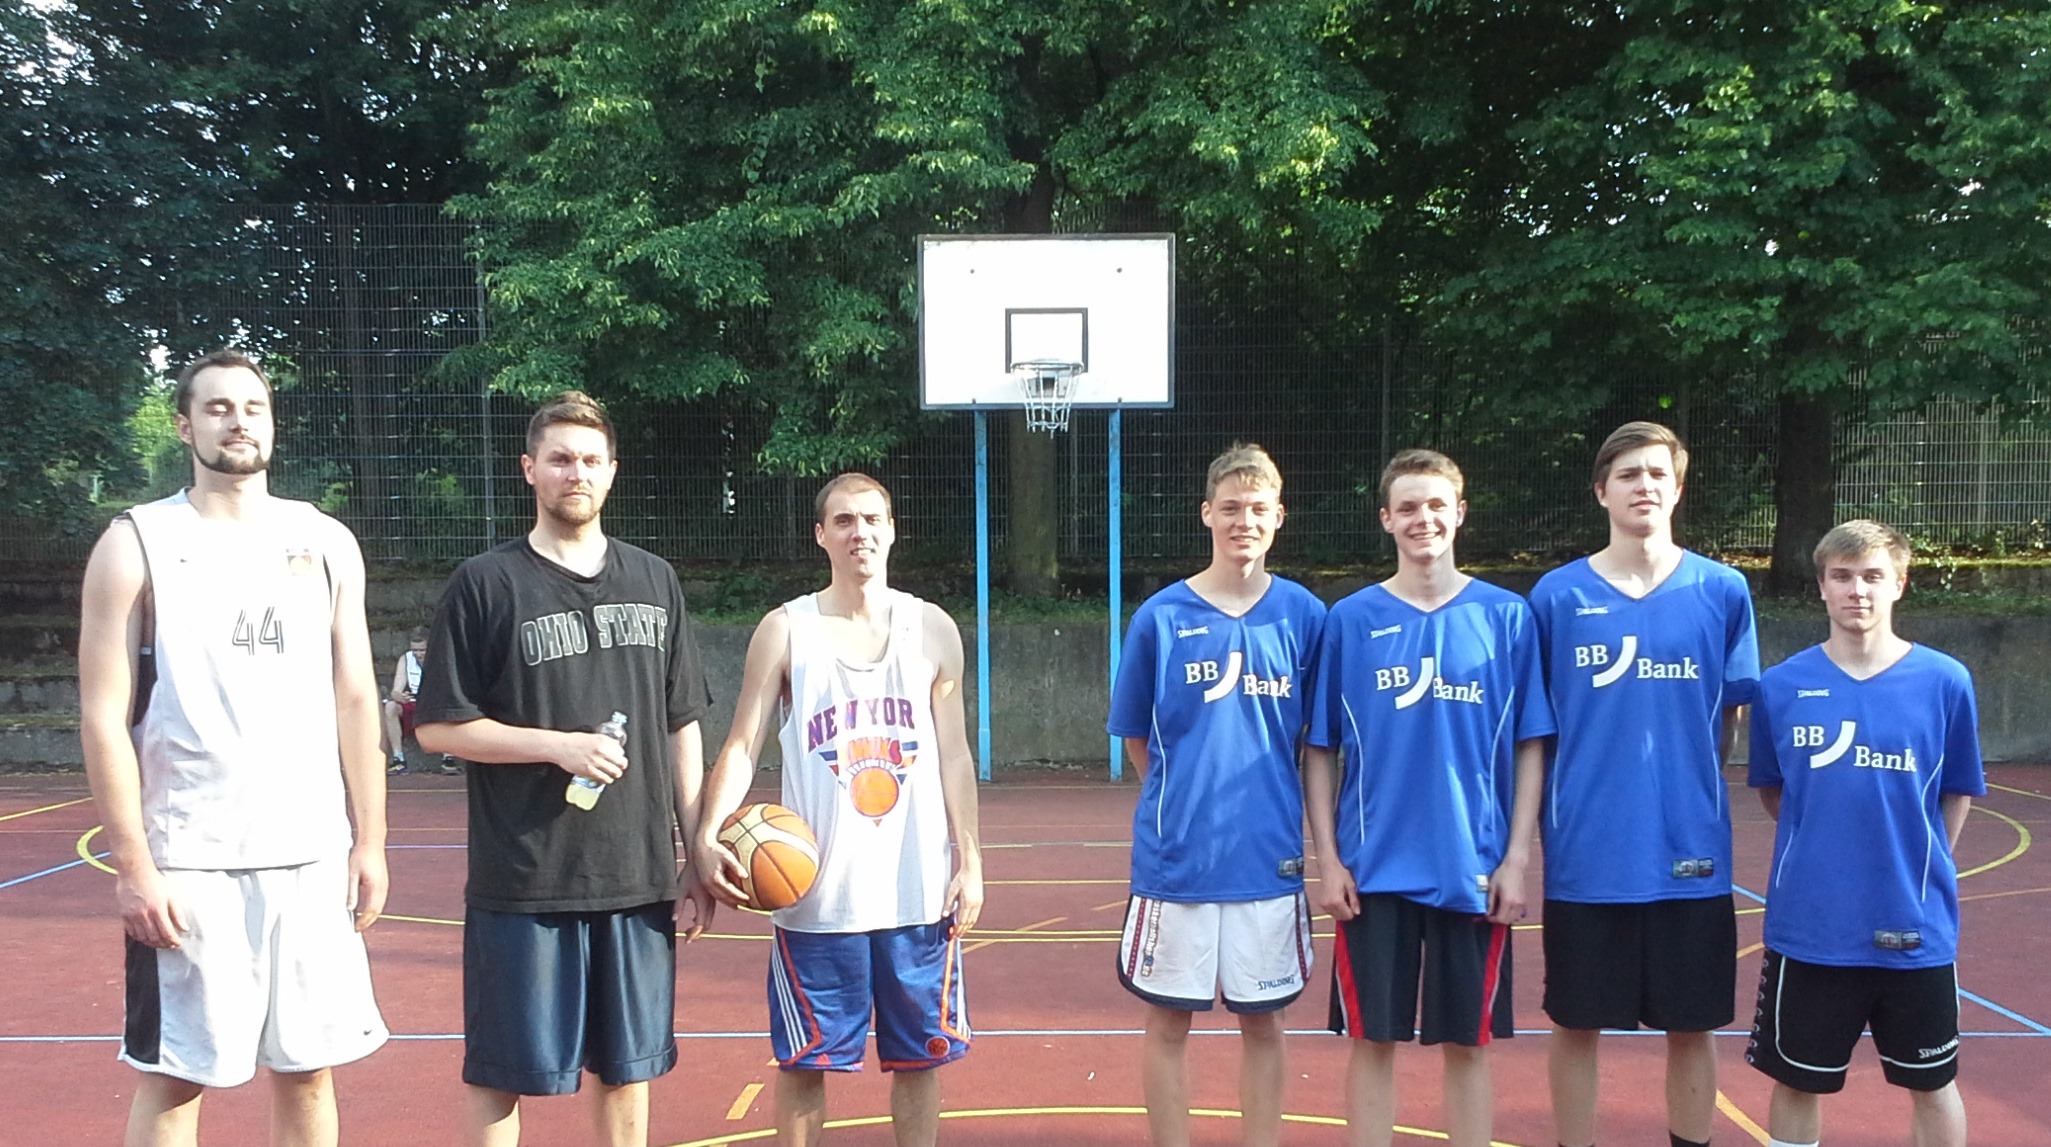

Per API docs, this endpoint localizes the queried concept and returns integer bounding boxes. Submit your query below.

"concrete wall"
[674,614,2051,766]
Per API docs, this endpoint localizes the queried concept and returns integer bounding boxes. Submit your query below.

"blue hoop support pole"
[1108,409,1124,781]
[974,412,992,782]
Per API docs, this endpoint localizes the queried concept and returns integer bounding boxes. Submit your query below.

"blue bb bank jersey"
[1108,577,1326,903]
[1531,552,1760,903]
[1307,580,1555,915]
[1749,645,1986,969]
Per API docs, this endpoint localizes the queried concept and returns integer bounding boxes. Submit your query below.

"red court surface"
[3,766,2048,1145]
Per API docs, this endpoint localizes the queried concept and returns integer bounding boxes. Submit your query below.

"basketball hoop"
[1012,359,1082,434]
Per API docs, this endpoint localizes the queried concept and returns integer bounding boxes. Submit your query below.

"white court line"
[6,1029,2043,1044]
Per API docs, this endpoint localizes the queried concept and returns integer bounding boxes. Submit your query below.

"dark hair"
[525,390,616,456]
[1592,421,1690,487]
[174,350,274,417]
[813,473,893,524]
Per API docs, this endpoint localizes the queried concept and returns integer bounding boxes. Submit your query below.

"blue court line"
[1733,882,2051,1036]
[0,853,108,891]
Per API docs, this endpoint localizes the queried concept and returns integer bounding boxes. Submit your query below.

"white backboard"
[919,234,1174,409]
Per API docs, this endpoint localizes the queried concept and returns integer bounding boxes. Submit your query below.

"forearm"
[695,740,761,846]
[1758,785,1782,821]
[671,722,706,845]
[938,751,983,874]
[1301,745,1341,859]
[1941,793,1971,850]
[1503,739,1545,865]
[1720,705,1744,765]
[1122,736,1149,780]
[336,690,387,847]
[81,723,156,874]
[417,717,569,765]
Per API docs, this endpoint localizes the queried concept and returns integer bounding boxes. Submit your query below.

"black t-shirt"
[416,538,712,913]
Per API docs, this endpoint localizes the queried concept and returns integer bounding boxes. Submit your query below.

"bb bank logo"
[1574,635,1700,688]
[1374,656,1483,709]
[1183,652,1293,703]
[1795,720,1918,773]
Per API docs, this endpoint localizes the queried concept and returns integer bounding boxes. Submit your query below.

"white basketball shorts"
[1116,892,1313,1013]
[121,854,388,1087]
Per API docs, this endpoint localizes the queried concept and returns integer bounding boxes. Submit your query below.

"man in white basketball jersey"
[79,350,390,1147]
[694,473,984,1147]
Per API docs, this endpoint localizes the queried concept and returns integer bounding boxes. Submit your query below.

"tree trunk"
[1768,390,1837,596]
[1005,412,1060,596]
[1000,167,1061,596]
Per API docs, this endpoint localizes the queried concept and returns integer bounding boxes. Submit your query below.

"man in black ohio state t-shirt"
[416,391,713,1144]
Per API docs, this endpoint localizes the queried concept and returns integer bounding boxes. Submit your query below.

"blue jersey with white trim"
[1108,578,1325,902]
[1306,580,1555,915]
[1748,644,1985,969]
[1533,552,1760,903]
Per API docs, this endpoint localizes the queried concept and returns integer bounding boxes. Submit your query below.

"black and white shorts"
[122,856,387,1087]
[1745,949,1961,1094]
[1117,893,1313,1014]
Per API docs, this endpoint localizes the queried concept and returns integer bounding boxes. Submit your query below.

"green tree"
[0,1,245,535]
[463,0,1392,592]
[1434,2,2051,589]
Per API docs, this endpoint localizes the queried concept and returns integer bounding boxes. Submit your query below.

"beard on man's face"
[193,441,271,476]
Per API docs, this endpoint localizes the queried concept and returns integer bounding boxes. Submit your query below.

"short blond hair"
[1813,519,1912,576]
[1205,443,1282,500]
[1378,448,1464,507]
[1592,421,1689,486]
[814,472,893,523]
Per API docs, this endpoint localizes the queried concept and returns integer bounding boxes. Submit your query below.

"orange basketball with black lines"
[717,803,819,911]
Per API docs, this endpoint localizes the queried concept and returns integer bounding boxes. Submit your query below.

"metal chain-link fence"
[30,204,2050,568]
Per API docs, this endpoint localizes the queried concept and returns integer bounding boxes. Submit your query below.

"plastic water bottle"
[566,711,627,810]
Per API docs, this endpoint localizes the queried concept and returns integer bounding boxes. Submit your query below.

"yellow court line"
[963,915,1066,956]
[666,1107,1526,1147]
[1093,898,1126,911]
[1715,1090,1770,1145]
[1959,806,2031,879]
[77,825,116,873]
[723,1082,763,1121]
[0,797,92,824]
[1737,942,1764,959]
[1989,782,2051,803]
[1962,884,2051,903]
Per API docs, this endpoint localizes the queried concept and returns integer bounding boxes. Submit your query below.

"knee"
[1146,1007,1194,1044]
[1237,1011,1283,1046]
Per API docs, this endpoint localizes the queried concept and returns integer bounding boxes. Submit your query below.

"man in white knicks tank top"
[694,473,984,1147]
[78,350,390,1147]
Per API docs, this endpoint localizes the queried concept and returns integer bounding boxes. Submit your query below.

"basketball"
[717,803,820,911]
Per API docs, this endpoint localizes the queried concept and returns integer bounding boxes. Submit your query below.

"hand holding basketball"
[716,803,820,912]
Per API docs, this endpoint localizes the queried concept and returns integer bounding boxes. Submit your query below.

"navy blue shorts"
[462,901,678,1095]
[769,918,970,1072]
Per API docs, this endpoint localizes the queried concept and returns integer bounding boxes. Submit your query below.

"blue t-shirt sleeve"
[1941,666,1988,797]
[1747,687,1784,788]
[1107,608,1158,738]
[1305,607,1343,749]
[1510,603,1557,741]
[1722,572,1762,706]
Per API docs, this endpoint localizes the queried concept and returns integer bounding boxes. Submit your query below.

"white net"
[1012,360,1082,433]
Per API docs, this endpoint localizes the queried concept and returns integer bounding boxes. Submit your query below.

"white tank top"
[774,590,949,932]
[401,649,423,695]
[126,491,352,869]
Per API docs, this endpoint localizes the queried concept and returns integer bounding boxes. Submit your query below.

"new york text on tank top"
[800,607,922,826]
[518,602,670,665]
